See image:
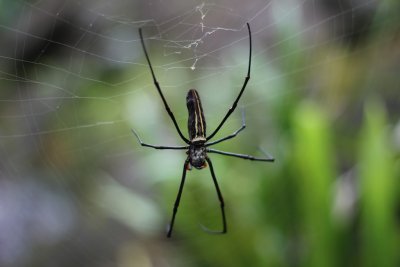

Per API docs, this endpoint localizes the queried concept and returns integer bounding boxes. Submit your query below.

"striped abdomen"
[186,89,206,142]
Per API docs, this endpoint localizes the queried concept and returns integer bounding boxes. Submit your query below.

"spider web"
[0,0,390,266]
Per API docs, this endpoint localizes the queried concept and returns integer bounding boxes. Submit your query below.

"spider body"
[187,89,207,169]
[134,23,274,238]
[187,89,206,141]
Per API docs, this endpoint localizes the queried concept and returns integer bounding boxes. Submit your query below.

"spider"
[133,23,274,238]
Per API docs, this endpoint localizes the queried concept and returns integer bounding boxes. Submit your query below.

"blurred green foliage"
[359,100,397,267]
[293,102,337,267]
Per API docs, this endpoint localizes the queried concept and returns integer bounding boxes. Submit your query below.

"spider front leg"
[139,28,189,144]
[206,23,252,141]
[131,129,188,150]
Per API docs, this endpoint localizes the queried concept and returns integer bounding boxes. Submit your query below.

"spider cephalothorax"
[133,23,274,238]
[188,143,207,169]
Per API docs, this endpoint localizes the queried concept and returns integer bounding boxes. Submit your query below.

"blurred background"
[0,0,399,266]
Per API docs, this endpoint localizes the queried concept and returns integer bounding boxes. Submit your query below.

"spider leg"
[167,158,190,237]
[206,109,246,147]
[207,23,252,141]
[139,28,189,144]
[199,157,227,235]
[132,129,188,150]
[207,148,275,162]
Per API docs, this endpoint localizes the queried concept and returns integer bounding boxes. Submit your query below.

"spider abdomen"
[186,89,206,142]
